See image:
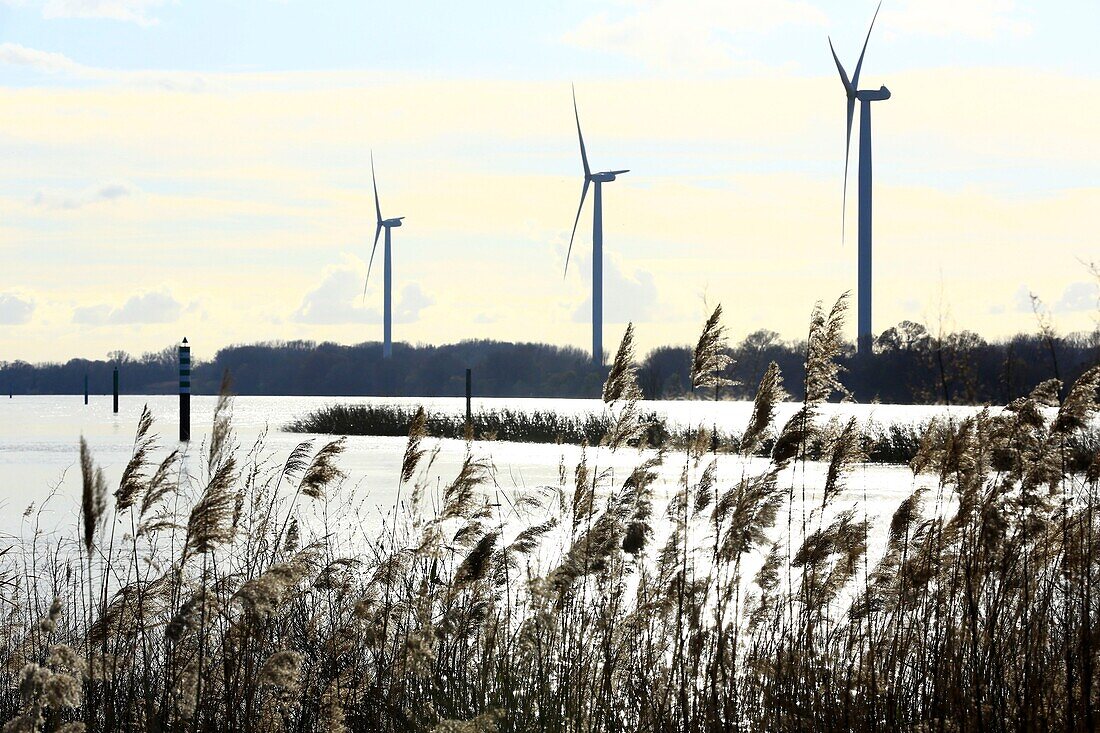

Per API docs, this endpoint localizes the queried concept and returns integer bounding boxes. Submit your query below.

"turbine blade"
[852,0,882,90]
[609,169,630,175]
[829,37,854,94]
[364,222,382,298]
[564,178,590,278]
[371,152,382,226]
[842,96,855,243]
[572,85,591,179]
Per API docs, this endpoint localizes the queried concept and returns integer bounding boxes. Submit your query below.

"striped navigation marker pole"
[179,338,191,442]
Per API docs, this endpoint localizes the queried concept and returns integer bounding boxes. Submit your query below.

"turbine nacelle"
[381,217,404,228]
[590,170,629,183]
[857,86,891,102]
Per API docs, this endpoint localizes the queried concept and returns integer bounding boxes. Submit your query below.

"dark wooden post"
[84,373,88,405]
[463,367,474,440]
[465,368,472,427]
[112,366,119,414]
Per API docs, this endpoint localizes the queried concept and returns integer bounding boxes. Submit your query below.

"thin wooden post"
[84,373,88,405]
[465,368,473,439]
[112,366,119,414]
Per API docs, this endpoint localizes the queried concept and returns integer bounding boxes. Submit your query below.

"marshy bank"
[286,402,674,448]
[287,401,1100,467]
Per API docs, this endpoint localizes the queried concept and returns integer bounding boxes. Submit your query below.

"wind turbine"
[830,1,890,355]
[365,153,404,359]
[564,86,629,366]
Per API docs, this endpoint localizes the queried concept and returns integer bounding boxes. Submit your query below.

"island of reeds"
[2,295,1099,732]
[284,401,941,465]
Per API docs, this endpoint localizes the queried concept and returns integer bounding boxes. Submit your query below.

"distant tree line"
[1,322,1097,405]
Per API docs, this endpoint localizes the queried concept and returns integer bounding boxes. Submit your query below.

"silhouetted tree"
[2,322,1097,403]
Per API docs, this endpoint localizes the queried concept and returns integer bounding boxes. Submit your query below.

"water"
[0,394,975,540]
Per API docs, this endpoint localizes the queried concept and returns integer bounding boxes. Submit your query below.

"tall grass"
[289,399,1100,469]
[2,297,1098,732]
[285,403,674,447]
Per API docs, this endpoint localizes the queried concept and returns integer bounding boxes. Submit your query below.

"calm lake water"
[0,395,977,541]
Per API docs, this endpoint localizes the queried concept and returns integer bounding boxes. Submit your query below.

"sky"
[0,0,1098,363]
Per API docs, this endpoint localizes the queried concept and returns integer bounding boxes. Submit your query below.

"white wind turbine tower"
[564,86,630,366]
[364,153,405,359]
[830,1,891,355]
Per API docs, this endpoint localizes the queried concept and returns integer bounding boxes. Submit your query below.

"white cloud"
[0,42,94,75]
[0,42,207,90]
[73,289,183,325]
[45,0,162,24]
[562,0,828,72]
[1012,286,1037,314]
[293,261,435,325]
[564,0,1032,72]
[394,283,434,324]
[0,293,35,324]
[886,0,1031,40]
[1012,281,1098,316]
[32,181,136,210]
[1,0,165,25]
[1054,281,1100,313]
[72,304,112,324]
[569,253,658,324]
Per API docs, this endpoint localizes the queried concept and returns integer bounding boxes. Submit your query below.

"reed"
[285,403,676,449]
[1,298,1097,732]
[287,401,1019,467]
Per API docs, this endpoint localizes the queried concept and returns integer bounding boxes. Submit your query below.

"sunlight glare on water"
[0,395,978,540]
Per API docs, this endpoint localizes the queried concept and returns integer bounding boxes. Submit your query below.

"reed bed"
[285,403,675,447]
[286,401,1009,468]
[2,297,1098,732]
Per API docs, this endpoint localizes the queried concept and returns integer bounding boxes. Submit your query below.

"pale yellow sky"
[1,4,1098,362]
